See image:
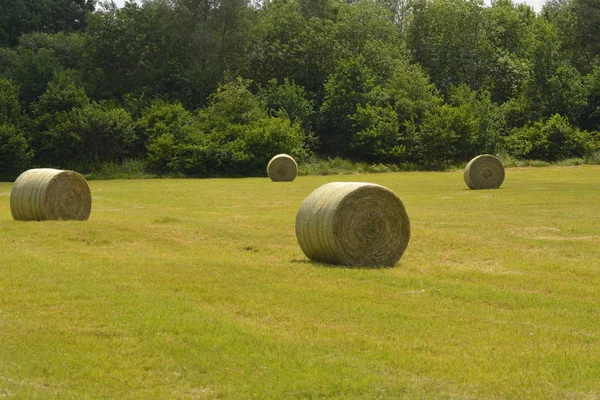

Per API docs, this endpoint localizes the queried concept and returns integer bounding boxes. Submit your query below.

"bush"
[139,100,194,172]
[0,123,33,178]
[0,78,22,124]
[413,103,478,167]
[34,102,136,170]
[504,114,587,161]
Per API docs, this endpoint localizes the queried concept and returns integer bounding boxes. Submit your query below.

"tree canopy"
[1,0,600,177]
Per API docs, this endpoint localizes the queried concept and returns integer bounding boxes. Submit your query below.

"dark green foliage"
[504,114,589,161]
[349,103,402,162]
[0,123,33,177]
[0,78,21,124]
[406,0,492,96]
[34,102,135,170]
[33,70,88,116]
[30,73,135,169]
[148,79,307,176]
[1,0,600,177]
[0,78,33,176]
[140,100,194,172]
[0,0,95,47]
[258,78,314,129]
[7,47,60,105]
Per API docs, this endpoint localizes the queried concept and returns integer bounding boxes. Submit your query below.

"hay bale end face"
[295,182,410,267]
[267,154,297,182]
[464,154,505,190]
[10,168,92,221]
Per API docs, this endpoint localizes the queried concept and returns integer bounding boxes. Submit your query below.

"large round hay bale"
[267,154,297,182]
[295,182,410,267]
[10,168,92,221]
[464,154,505,189]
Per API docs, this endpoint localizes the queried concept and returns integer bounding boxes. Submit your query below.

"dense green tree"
[56,102,136,169]
[504,113,589,160]
[406,0,492,96]
[7,47,60,105]
[0,78,32,176]
[319,55,388,157]
[247,0,337,101]
[0,78,22,124]
[0,123,33,177]
[581,66,600,131]
[483,0,535,103]
[349,103,401,162]
[82,1,177,101]
[17,32,85,70]
[1,0,599,176]
[544,0,600,74]
[33,69,88,116]
[169,79,307,176]
[139,100,194,172]
[0,0,95,47]
[524,18,587,123]
[258,78,315,135]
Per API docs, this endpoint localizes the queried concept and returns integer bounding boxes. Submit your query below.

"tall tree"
[544,0,600,74]
[406,0,492,96]
[0,0,95,47]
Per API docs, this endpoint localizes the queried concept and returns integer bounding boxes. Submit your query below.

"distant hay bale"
[295,182,410,267]
[464,154,505,190]
[267,154,297,182]
[10,168,92,221]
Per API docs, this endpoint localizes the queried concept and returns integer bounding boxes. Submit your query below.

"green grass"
[1,166,600,399]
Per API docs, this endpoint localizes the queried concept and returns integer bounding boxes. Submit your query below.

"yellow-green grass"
[1,166,599,399]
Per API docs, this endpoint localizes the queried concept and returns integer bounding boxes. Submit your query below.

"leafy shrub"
[413,103,478,167]
[258,78,314,128]
[34,102,135,170]
[505,114,587,161]
[151,79,309,176]
[0,123,33,178]
[349,103,401,163]
[139,100,193,172]
[0,78,21,124]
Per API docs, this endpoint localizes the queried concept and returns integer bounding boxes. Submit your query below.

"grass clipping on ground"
[295,182,410,267]
[267,154,298,182]
[10,168,92,221]
[464,154,505,189]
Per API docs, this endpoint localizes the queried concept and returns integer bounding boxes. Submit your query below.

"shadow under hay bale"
[464,154,505,190]
[267,154,297,182]
[295,182,410,267]
[10,168,92,221]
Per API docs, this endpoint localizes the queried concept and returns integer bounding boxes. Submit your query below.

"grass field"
[1,166,599,399]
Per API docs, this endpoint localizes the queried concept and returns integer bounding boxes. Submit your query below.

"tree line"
[1,0,600,178]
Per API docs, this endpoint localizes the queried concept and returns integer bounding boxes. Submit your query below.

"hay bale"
[10,168,92,221]
[295,182,410,267]
[464,154,505,190]
[267,154,297,182]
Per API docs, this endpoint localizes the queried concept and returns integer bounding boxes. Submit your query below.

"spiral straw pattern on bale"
[295,182,410,267]
[267,154,298,182]
[10,168,92,221]
[464,154,505,190]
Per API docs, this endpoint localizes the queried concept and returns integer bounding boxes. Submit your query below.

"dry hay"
[464,154,505,189]
[295,182,410,267]
[10,168,92,221]
[267,154,297,182]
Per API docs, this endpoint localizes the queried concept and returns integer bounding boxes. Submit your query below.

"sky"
[110,0,546,12]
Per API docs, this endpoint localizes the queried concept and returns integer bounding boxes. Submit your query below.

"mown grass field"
[1,166,599,399]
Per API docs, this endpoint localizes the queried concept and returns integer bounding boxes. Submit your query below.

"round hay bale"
[464,154,505,190]
[10,168,92,221]
[295,182,410,267]
[267,154,297,182]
